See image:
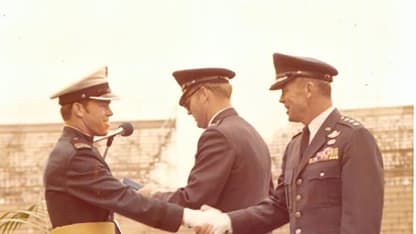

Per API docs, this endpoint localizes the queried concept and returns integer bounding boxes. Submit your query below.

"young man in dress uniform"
[141,68,273,213]
[195,53,384,234]
[44,66,217,234]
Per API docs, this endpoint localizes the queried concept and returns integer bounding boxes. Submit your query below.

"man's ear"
[199,86,210,102]
[305,80,314,98]
[72,102,85,118]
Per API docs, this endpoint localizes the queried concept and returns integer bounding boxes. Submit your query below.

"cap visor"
[89,92,119,101]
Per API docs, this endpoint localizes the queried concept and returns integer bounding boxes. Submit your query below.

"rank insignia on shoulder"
[73,142,92,149]
[71,137,92,150]
[341,116,361,127]
[309,147,339,164]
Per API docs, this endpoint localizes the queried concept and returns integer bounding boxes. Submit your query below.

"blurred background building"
[0,105,413,233]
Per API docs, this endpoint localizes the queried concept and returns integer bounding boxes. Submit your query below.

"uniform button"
[296,178,303,185]
[295,211,302,218]
[320,172,325,177]
[295,228,302,234]
[296,194,302,201]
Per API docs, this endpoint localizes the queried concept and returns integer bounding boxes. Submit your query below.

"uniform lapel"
[295,109,341,177]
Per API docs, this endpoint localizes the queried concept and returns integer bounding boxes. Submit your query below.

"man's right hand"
[182,205,232,234]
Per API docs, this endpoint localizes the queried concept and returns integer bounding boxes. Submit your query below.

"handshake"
[183,205,232,234]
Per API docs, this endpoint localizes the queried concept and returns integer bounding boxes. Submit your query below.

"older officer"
[141,68,273,213]
[196,53,384,234]
[44,66,211,234]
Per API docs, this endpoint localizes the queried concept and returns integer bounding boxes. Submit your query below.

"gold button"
[296,178,303,185]
[295,228,302,234]
[295,211,302,218]
[320,172,325,177]
[296,194,302,201]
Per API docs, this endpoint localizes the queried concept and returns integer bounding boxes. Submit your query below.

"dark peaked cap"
[269,53,338,90]
[173,68,235,106]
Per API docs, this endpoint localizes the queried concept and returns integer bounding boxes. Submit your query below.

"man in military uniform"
[44,66,215,234]
[141,68,273,213]
[195,53,384,234]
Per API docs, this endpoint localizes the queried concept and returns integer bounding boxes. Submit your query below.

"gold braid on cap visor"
[277,71,333,82]
[58,83,111,105]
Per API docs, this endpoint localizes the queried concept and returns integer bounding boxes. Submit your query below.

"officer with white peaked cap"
[50,66,118,105]
[44,66,195,234]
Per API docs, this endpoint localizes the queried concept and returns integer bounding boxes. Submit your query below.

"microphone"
[94,122,134,143]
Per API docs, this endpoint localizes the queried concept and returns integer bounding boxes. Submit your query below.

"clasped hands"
[138,185,231,233]
[183,205,232,234]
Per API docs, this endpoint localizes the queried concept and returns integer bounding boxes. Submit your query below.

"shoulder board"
[71,137,92,150]
[339,115,362,128]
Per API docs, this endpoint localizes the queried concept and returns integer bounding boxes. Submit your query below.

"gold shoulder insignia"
[73,142,92,149]
[71,137,92,150]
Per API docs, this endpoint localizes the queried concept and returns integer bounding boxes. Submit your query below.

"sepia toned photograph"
[0,1,413,233]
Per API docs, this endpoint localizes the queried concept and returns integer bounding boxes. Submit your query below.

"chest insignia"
[327,139,336,145]
[309,147,339,164]
[328,130,340,138]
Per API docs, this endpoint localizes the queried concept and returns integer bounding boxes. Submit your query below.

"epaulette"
[339,115,362,128]
[71,137,92,150]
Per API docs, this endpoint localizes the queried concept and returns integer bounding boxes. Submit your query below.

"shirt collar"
[307,106,335,144]
[208,106,233,126]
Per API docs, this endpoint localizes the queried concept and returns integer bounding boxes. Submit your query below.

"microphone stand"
[101,135,122,234]
[103,135,121,234]
[103,136,115,160]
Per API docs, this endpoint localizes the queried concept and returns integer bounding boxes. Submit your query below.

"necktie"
[300,126,310,156]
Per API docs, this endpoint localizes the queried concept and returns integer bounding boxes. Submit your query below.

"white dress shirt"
[307,106,335,144]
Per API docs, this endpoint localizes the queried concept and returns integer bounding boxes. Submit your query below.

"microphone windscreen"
[119,122,134,136]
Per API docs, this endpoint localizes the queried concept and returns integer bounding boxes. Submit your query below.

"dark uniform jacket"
[44,127,183,232]
[153,108,273,212]
[229,109,384,234]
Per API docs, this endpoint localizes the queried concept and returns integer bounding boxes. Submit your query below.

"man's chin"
[287,115,297,123]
